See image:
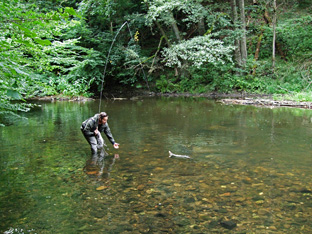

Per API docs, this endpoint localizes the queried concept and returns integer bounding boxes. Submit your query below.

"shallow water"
[1,97,312,233]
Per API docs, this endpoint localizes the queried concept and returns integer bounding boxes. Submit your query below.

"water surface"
[1,97,312,233]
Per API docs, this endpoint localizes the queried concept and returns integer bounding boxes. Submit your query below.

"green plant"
[156,75,178,93]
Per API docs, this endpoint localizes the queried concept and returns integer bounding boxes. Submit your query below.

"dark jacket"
[81,114,115,145]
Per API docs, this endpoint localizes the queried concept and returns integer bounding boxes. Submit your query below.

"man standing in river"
[81,112,119,155]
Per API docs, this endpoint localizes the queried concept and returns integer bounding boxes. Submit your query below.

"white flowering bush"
[162,35,235,68]
[145,0,207,27]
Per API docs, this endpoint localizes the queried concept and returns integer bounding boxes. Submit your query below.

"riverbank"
[219,98,312,109]
[97,91,312,109]
[27,91,312,110]
[27,92,269,103]
[27,95,95,102]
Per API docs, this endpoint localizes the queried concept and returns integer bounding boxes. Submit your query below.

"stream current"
[1,97,312,233]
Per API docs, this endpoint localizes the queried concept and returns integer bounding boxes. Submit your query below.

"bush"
[277,15,312,58]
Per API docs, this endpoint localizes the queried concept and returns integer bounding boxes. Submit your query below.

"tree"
[231,0,242,67]
[238,0,247,66]
[144,0,209,76]
[144,0,234,78]
[145,0,207,42]
[0,0,79,126]
[231,0,247,67]
[272,0,277,70]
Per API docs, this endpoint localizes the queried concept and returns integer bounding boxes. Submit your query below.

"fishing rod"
[98,21,150,112]
[99,21,128,112]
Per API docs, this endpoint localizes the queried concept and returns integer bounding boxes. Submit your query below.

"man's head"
[99,112,108,125]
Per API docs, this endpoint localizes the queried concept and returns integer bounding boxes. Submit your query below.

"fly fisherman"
[81,112,119,155]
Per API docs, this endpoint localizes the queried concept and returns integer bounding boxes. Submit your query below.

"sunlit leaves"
[33,38,52,46]
[12,23,38,37]
[162,35,234,68]
[145,0,207,26]
[64,7,82,19]
[0,0,81,126]
[144,0,235,72]
[78,0,117,24]
[6,89,22,100]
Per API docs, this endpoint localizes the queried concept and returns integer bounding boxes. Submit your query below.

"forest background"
[0,0,311,125]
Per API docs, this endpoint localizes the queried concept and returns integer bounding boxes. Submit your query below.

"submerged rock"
[220,220,237,230]
[300,189,312,193]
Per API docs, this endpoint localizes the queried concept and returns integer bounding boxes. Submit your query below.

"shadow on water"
[1,97,312,233]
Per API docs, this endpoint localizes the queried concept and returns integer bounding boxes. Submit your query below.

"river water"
[1,97,312,233]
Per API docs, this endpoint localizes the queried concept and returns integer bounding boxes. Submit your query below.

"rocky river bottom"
[1,97,312,233]
[77,151,312,233]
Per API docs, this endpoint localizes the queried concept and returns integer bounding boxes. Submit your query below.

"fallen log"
[219,98,312,109]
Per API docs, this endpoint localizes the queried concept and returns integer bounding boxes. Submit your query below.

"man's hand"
[94,128,99,135]
[113,143,119,149]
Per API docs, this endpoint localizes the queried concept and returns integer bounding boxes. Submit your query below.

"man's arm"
[103,124,116,145]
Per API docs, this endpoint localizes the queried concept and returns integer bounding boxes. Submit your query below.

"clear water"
[1,97,312,233]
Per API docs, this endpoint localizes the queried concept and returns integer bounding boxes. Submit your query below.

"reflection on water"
[1,97,312,233]
[84,149,119,184]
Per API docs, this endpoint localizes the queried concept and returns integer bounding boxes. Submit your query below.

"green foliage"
[109,44,146,86]
[0,0,80,126]
[162,35,234,68]
[297,0,311,9]
[145,0,207,26]
[78,0,117,28]
[277,15,312,57]
[252,15,312,60]
[155,75,178,93]
[0,77,33,126]
[33,38,101,96]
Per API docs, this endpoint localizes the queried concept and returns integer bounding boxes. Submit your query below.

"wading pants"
[82,131,105,155]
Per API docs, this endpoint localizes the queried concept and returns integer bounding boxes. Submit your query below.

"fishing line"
[98,21,150,112]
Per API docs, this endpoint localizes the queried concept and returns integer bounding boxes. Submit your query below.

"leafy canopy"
[0,0,79,126]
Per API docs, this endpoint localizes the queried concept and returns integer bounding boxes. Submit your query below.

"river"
[1,97,312,233]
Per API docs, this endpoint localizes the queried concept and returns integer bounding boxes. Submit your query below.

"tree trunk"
[272,0,277,70]
[169,13,189,77]
[154,21,179,76]
[231,0,242,67]
[198,18,206,35]
[110,21,113,33]
[252,1,273,75]
[238,0,247,66]
[170,13,182,42]
[252,30,264,75]
[155,21,171,47]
